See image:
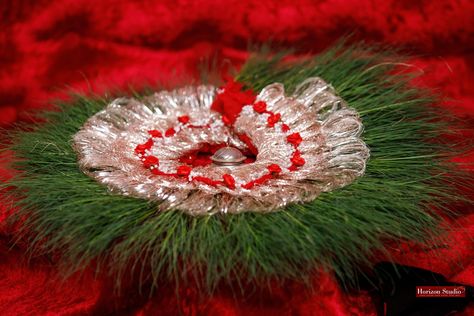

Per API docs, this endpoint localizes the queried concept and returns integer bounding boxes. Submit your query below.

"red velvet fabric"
[1,1,473,315]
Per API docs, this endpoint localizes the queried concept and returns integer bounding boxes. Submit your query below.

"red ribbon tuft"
[210,79,256,125]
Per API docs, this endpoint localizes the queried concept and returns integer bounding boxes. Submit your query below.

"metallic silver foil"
[73,78,369,215]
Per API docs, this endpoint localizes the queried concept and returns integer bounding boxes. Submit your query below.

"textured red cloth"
[0,1,473,315]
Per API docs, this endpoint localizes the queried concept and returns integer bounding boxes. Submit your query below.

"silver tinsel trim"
[73,78,369,215]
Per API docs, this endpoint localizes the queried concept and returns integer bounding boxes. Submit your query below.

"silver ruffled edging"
[73,78,370,215]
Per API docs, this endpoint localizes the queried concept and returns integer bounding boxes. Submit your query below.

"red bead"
[267,164,282,174]
[148,130,162,138]
[287,133,302,146]
[253,101,267,113]
[290,151,305,166]
[267,113,281,127]
[165,128,176,137]
[222,174,236,189]
[177,165,192,177]
[178,115,190,124]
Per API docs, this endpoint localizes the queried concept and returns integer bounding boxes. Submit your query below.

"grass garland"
[2,43,471,294]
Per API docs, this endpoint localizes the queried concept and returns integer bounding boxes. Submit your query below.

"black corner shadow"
[344,263,473,316]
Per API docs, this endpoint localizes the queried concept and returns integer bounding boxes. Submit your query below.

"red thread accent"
[177,165,192,177]
[151,169,164,175]
[148,130,163,138]
[178,115,190,124]
[165,128,176,137]
[135,146,145,154]
[188,124,211,128]
[244,157,255,164]
[288,165,298,171]
[267,164,282,174]
[193,176,219,186]
[242,171,276,189]
[143,156,159,168]
[281,124,290,132]
[151,169,177,177]
[237,134,258,156]
[135,139,153,154]
[222,174,236,189]
[179,154,196,165]
[290,151,305,167]
[241,181,255,190]
[254,174,273,185]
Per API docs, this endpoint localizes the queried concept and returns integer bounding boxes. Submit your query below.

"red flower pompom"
[267,164,282,174]
[165,128,176,137]
[287,132,302,146]
[291,151,305,166]
[267,113,281,127]
[178,115,190,124]
[210,79,256,125]
[253,101,267,113]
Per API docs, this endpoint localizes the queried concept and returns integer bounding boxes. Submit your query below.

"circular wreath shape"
[5,45,460,292]
[73,78,369,215]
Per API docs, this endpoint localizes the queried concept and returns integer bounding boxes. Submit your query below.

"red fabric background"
[1,1,473,315]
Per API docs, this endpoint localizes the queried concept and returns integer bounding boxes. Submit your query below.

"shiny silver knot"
[211,147,246,166]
